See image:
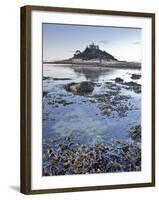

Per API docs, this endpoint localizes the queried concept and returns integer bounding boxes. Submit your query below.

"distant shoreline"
[43,61,141,69]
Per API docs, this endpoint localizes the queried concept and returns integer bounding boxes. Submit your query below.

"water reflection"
[43,64,141,84]
[72,65,114,82]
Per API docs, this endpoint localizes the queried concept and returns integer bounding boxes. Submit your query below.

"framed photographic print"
[20,5,155,194]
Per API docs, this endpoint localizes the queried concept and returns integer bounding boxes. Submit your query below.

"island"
[44,43,141,69]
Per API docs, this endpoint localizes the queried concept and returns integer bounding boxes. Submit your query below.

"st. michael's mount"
[72,43,117,62]
[47,43,141,68]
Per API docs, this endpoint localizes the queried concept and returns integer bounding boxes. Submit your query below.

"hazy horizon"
[43,23,142,63]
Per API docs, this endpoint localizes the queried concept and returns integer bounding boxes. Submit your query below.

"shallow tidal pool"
[42,64,141,175]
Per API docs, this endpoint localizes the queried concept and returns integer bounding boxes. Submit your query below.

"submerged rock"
[115,80,141,94]
[124,82,141,93]
[93,91,131,118]
[65,81,94,95]
[113,77,141,94]
[48,98,73,106]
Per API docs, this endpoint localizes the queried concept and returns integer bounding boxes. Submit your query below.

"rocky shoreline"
[44,62,141,69]
[43,79,140,118]
[43,125,141,176]
[43,69,141,176]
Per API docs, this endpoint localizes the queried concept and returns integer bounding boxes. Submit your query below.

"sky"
[43,23,141,62]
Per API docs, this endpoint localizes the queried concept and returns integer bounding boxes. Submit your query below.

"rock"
[131,74,141,80]
[115,77,124,83]
[124,81,141,93]
[59,143,68,151]
[122,144,129,153]
[89,99,96,103]
[133,87,141,93]
[43,77,72,81]
[43,112,49,121]
[93,91,131,118]
[43,76,53,80]
[47,148,53,155]
[43,91,49,97]
[125,81,140,87]
[47,148,58,159]
[96,83,102,87]
[48,98,73,106]
[53,78,72,81]
[129,125,141,142]
[65,81,94,95]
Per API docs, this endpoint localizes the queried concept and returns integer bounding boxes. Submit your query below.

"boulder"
[65,81,94,95]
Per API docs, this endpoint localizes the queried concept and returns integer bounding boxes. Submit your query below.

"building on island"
[89,43,99,50]
[71,43,118,64]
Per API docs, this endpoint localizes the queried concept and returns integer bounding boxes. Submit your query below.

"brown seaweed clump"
[42,129,141,176]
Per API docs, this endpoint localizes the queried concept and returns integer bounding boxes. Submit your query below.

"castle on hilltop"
[88,43,99,50]
[72,43,117,63]
[74,43,99,57]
